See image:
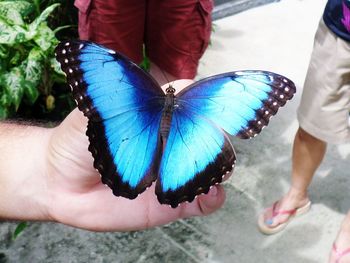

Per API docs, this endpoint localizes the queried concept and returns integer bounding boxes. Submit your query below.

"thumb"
[179,185,226,218]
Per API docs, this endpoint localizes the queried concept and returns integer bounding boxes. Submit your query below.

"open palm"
[45,81,227,231]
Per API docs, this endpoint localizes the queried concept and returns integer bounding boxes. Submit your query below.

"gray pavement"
[212,0,280,20]
[1,0,350,262]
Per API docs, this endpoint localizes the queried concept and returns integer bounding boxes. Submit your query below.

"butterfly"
[55,40,296,208]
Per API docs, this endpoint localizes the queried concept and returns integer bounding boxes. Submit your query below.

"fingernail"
[209,186,218,196]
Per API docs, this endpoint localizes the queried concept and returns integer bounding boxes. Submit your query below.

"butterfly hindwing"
[177,71,296,139]
[55,40,165,198]
[156,108,236,208]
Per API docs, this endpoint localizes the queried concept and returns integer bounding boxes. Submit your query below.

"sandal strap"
[333,243,350,263]
[271,201,298,218]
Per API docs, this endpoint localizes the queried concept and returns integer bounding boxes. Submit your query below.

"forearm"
[0,122,52,221]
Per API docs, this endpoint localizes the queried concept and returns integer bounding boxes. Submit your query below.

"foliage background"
[0,0,78,121]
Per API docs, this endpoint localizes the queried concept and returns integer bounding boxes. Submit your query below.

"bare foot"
[258,188,310,234]
[329,212,350,263]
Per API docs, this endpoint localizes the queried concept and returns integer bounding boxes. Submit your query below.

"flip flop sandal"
[332,243,350,263]
[257,200,311,235]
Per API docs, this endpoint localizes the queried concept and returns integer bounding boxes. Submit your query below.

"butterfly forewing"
[55,40,165,199]
[177,71,296,139]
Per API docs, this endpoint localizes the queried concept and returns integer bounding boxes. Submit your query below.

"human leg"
[258,18,350,234]
[75,0,146,63]
[258,128,326,234]
[146,0,213,80]
[286,127,327,207]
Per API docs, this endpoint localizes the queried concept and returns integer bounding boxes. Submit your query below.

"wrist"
[0,122,53,221]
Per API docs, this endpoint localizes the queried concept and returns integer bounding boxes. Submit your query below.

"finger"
[60,183,226,232]
[50,108,98,185]
[180,185,226,217]
[145,185,226,229]
[62,108,88,135]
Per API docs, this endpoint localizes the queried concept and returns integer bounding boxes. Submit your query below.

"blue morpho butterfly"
[55,40,296,208]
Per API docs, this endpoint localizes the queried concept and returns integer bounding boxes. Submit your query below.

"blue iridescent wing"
[156,71,295,207]
[177,71,296,139]
[156,109,236,208]
[55,40,165,199]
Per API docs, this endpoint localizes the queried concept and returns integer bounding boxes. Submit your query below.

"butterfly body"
[160,87,176,140]
[55,40,296,208]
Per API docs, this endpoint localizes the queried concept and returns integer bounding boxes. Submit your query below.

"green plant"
[139,45,150,71]
[0,0,69,119]
[12,222,28,240]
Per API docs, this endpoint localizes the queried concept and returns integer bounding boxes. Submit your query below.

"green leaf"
[0,7,24,26]
[21,47,44,104]
[0,1,33,25]
[0,104,9,120]
[0,83,10,118]
[0,44,7,58]
[50,57,64,76]
[139,45,150,71]
[28,3,60,34]
[24,47,44,84]
[33,22,57,51]
[23,80,39,104]
[9,50,21,65]
[4,66,25,110]
[0,18,29,44]
[12,222,28,240]
[0,92,11,107]
[53,24,73,34]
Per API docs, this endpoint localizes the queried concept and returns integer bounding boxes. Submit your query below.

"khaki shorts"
[297,19,350,144]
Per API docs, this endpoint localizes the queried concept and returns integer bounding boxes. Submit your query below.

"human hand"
[45,80,228,231]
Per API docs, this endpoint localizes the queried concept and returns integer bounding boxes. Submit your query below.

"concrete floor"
[1,0,350,262]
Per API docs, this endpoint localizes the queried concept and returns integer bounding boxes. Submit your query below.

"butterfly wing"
[156,71,295,207]
[177,70,296,139]
[55,40,165,199]
[156,108,236,208]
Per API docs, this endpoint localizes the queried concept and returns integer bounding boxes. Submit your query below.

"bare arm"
[0,81,227,231]
[0,122,52,220]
